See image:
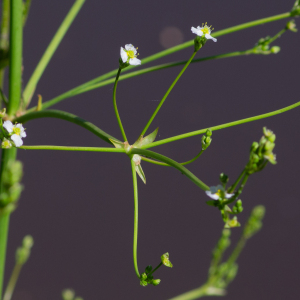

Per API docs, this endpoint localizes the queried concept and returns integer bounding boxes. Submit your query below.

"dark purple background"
[2,0,300,299]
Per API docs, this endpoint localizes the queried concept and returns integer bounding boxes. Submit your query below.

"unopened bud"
[219,173,229,184]
[270,46,280,54]
[206,129,212,136]
[286,19,298,32]
[151,279,161,286]
[145,265,152,273]
[161,252,173,268]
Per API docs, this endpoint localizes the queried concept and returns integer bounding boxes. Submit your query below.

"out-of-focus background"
[2,0,299,299]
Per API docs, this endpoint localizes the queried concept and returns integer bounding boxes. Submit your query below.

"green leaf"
[135,164,146,184]
[133,128,158,148]
[109,138,125,149]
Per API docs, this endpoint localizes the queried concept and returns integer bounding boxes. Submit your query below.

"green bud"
[206,129,212,137]
[226,263,238,283]
[286,19,298,32]
[251,153,260,163]
[23,235,34,249]
[62,289,75,300]
[243,205,265,238]
[145,265,152,273]
[270,46,280,54]
[236,200,242,207]
[262,45,269,51]
[250,142,259,152]
[264,141,275,152]
[0,108,6,118]
[268,134,276,143]
[119,58,129,70]
[140,280,148,287]
[222,229,231,238]
[141,272,147,280]
[161,252,173,268]
[219,173,229,184]
[151,279,161,286]
[224,216,241,228]
[16,235,34,265]
[194,36,206,52]
[252,205,265,219]
[263,127,273,138]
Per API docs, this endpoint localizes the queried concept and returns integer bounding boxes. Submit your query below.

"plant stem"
[14,109,120,145]
[226,237,247,267]
[228,169,246,193]
[8,0,22,116]
[0,0,10,93]
[147,262,162,276]
[131,159,140,278]
[22,0,85,106]
[131,148,209,191]
[113,68,127,141]
[140,51,197,137]
[143,100,300,149]
[141,149,204,167]
[20,145,125,152]
[26,50,251,112]
[3,263,22,300]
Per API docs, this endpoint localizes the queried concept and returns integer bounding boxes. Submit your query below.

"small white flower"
[1,138,12,149]
[120,44,141,66]
[3,120,26,147]
[206,185,234,200]
[191,23,217,42]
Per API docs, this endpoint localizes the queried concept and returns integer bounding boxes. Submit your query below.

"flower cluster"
[1,120,26,148]
[206,185,234,201]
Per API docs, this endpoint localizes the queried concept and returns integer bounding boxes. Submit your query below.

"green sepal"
[133,128,159,148]
[109,138,125,149]
[135,164,146,184]
[161,252,173,268]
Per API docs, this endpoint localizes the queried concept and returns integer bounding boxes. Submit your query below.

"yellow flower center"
[215,189,222,197]
[127,50,135,59]
[201,26,210,35]
[2,140,11,148]
[13,127,21,135]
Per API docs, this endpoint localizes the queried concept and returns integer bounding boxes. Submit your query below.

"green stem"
[228,169,246,193]
[131,148,209,191]
[3,263,22,300]
[0,211,10,299]
[223,174,249,205]
[143,100,300,149]
[20,145,125,152]
[140,51,197,137]
[226,237,247,267]
[28,10,292,110]
[8,0,22,116]
[14,109,120,146]
[22,0,85,106]
[113,68,127,141]
[141,149,204,167]
[131,159,140,278]
[26,50,251,112]
[0,0,10,93]
[147,262,162,276]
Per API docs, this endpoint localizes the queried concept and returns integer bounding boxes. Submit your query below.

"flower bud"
[62,289,75,300]
[145,265,152,273]
[161,252,173,268]
[151,279,161,286]
[286,19,298,32]
[206,129,212,136]
[219,173,229,184]
[270,46,280,54]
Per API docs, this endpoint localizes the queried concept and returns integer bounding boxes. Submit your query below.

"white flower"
[191,23,217,42]
[120,44,141,65]
[3,120,26,147]
[1,138,12,149]
[206,185,234,200]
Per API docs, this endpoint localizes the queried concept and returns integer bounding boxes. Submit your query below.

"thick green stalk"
[8,0,22,116]
[14,109,120,145]
[22,0,85,106]
[26,50,251,112]
[140,51,197,136]
[131,148,209,191]
[20,146,125,152]
[28,11,291,109]
[143,100,300,149]
[131,159,140,278]
[168,284,211,300]
[113,68,127,141]
[3,263,22,300]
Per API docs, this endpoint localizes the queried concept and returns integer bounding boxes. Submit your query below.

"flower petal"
[125,44,134,51]
[191,26,203,36]
[205,191,219,200]
[3,120,13,133]
[120,47,128,63]
[205,34,217,42]
[11,134,23,147]
[129,57,141,66]
[225,193,234,199]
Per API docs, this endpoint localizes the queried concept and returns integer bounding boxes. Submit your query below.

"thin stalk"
[131,159,140,278]
[143,100,300,149]
[147,262,162,276]
[26,10,292,110]
[8,0,23,116]
[226,237,247,267]
[0,211,10,299]
[141,149,204,167]
[26,50,251,112]
[113,68,127,141]
[228,169,246,193]
[20,145,125,152]
[223,174,249,205]
[168,284,211,300]
[0,0,10,92]
[140,51,197,136]
[3,263,22,300]
[22,0,85,106]
[131,148,209,191]
[14,109,120,145]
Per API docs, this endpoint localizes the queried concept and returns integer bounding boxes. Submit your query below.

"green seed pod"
[270,46,280,54]
[152,279,161,286]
